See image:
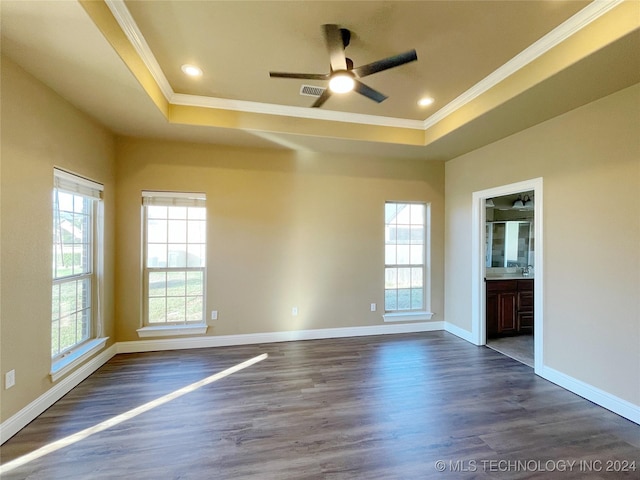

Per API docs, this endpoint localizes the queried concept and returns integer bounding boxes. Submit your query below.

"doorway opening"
[485,190,534,366]
[471,178,543,373]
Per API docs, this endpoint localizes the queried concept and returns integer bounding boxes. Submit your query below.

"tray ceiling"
[1,0,638,158]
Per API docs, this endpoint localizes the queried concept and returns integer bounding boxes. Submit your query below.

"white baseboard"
[0,345,117,444]
[444,322,475,344]
[539,365,639,424]
[117,321,445,353]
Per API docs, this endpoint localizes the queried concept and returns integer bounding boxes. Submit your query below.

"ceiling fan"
[269,24,417,108]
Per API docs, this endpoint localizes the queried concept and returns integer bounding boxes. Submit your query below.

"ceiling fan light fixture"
[328,72,355,94]
[181,64,202,77]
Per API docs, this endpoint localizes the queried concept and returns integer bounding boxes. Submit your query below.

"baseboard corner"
[444,322,476,344]
[0,344,116,445]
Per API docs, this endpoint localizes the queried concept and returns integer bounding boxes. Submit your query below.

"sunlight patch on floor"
[0,353,268,475]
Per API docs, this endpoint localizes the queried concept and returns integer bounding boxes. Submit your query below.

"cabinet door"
[498,292,517,334]
[486,292,499,338]
[517,289,534,310]
[517,287,534,334]
[518,311,534,334]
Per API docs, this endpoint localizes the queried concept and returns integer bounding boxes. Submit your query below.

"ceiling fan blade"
[311,88,332,108]
[269,72,329,80]
[352,49,418,78]
[353,80,387,103]
[323,24,347,71]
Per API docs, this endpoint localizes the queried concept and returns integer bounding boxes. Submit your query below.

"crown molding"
[105,0,174,100]
[170,93,425,129]
[422,0,624,130]
[105,0,623,133]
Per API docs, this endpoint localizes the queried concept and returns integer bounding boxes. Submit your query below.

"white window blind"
[54,168,103,199]
[142,191,206,207]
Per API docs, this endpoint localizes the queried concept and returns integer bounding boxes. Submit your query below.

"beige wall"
[0,57,116,421]
[115,138,444,341]
[445,83,640,404]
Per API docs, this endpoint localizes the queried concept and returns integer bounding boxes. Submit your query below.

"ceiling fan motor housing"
[340,28,351,48]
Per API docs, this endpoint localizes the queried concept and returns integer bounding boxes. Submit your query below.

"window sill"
[136,324,208,338]
[50,337,108,382]
[383,311,434,322]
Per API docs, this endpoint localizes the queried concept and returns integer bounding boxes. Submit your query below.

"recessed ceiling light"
[418,97,434,107]
[181,64,202,77]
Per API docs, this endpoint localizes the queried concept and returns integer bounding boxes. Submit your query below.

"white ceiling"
[1,0,638,159]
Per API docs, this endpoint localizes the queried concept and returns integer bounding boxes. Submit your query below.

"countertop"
[485,274,534,281]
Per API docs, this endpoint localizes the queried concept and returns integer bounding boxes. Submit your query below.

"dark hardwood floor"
[1,332,638,479]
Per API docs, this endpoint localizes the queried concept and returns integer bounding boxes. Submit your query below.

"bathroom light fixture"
[181,64,202,77]
[512,196,524,208]
[523,195,534,209]
[485,198,495,207]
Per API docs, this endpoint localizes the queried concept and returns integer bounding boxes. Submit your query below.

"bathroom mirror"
[485,221,534,268]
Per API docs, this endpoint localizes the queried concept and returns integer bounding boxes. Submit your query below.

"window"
[142,191,206,326]
[52,169,103,359]
[384,202,427,313]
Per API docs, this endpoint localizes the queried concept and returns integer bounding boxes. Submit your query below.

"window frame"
[51,168,103,362]
[141,191,207,328]
[383,201,433,321]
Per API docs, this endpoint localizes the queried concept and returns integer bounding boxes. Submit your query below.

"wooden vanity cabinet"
[516,280,534,334]
[486,279,533,338]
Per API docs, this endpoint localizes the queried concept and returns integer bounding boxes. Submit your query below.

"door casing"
[471,177,544,373]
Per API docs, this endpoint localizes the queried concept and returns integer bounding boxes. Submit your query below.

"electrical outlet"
[5,369,15,389]
[292,307,298,316]
[211,310,218,321]
[370,303,377,312]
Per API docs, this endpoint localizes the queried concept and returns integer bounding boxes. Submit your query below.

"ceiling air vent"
[299,85,326,97]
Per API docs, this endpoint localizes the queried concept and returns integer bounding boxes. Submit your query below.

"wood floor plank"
[1,332,638,479]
